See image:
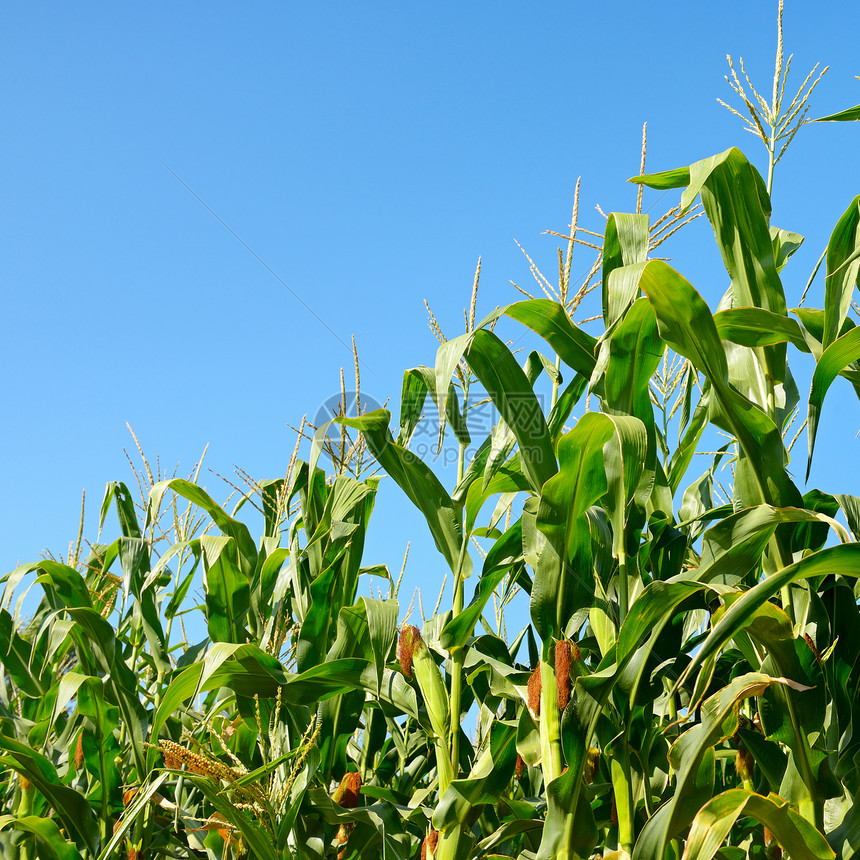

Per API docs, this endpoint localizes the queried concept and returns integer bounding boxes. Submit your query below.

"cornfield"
[3,4,860,859]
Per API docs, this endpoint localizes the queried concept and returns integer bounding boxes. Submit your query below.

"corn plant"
[4,3,860,859]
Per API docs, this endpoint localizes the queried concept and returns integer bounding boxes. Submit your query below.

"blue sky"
[2,2,859,612]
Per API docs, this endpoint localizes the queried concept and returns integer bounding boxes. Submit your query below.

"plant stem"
[611,747,635,854]
[448,392,470,782]
[767,141,775,198]
[448,576,465,783]
[17,780,34,860]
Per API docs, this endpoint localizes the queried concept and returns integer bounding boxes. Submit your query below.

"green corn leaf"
[696,504,849,585]
[640,260,801,516]
[95,773,170,860]
[98,536,170,672]
[151,643,288,752]
[683,543,860,691]
[0,609,47,697]
[629,165,691,189]
[636,149,788,403]
[398,366,470,448]
[77,677,122,808]
[822,196,860,351]
[296,552,356,672]
[604,297,663,425]
[0,733,98,852]
[199,535,251,644]
[147,478,258,577]
[0,815,81,860]
[604,296,662,514]
[99,480,141,539]
[464,464,529,534]
[304,788,413,860]
[814,104,860,122]
[454,328,557,492]
[669,382,713,496]
[177,774,280,860]
[684,789,834,860]
[602,214,649,326]
[338,409,465,575]
[547,372,589,440]
[602,414,648,559]
[539,772,600,859]
[441,519,523,652]
[480,299,598,378]
[771,226,805,273]
[807,326,860,478]
[633,674,807,860]
[714,307,810,352]
[433,720,517,852]
[531,412,615,640]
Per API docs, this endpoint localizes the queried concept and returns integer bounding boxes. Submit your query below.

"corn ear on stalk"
[401,626,449,740]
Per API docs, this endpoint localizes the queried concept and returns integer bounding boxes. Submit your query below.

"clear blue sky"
[2,2,859,605]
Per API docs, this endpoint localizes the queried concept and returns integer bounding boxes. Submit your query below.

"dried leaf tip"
[803,633,822,666]
[399,625,421,678]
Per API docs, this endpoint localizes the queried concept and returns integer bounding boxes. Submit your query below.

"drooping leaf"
[481,299,598,378]
[0,815,82,860]
[602,212,649,326]
[531,413,615,640]
[807,326,860,477]
[633,674,807,860]
[822,196,860,351]
[683,544,860,690]
[714,307,809,352]
[0,733,98,852]
[640,260,801,520]
[147,478,258,577]
[683,789,834,860]
[339,410,465,575]
[458,329,558,492]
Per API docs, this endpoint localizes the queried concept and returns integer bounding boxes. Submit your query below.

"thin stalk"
[448,388,470,781]
[435,736,455,795]
[767,138,776,197]
[17,781,34,860]
[448,544,467,782]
